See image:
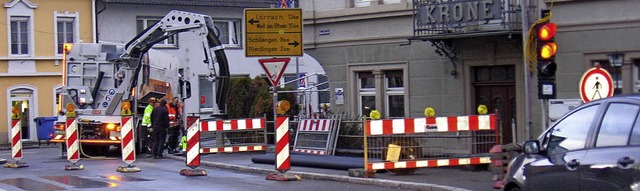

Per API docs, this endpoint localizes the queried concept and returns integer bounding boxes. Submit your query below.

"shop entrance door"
[473,66,516,144]
[10,90,34,141]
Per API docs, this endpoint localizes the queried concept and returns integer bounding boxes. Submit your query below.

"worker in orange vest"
[166,97,180,154]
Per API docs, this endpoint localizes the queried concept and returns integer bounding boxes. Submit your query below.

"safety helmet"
[149,97,156,103]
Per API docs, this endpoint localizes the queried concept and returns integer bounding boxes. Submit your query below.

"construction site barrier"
[117,116,140,172]
[182,116,267,176]
[275,116,290,172]
[4,118,28,168]
[11,118,23,161]
[293,116,341,155]
[364,114,498,174]
[198,117,267,154]
[185,116,201,169]
[64,117,83,170]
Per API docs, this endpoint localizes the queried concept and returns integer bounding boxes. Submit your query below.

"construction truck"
[51,10,229,156]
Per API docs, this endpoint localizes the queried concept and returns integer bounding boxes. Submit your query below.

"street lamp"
[607,52,625,67]
[607,52,625,94]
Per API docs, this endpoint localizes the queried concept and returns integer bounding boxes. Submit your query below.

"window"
[199,76,214,109]
[596,103,639,147]
[137,18,177,47]
[631,112,640,145]
[283,75,298,90]
[547,105,599,155]
[317,75,330,105]
[10,16,29,55]
[214,20,240,47]
[385,70,404,118]
[54,86,63,115]
[358,72,375,117]
[594,60,622,95]
[354,0,401,7]
[57,17,75,54]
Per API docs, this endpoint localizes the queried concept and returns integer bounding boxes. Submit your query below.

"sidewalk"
[166,152,495,191]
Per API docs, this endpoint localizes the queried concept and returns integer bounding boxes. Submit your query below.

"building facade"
[96,0,328,117]
[301,0,548,144]
[0,0,94,143]
[553,0,640,98]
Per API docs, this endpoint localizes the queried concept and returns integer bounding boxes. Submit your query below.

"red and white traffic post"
[265,116,300,181]
[4,116,28,168]
[65,117,83,170]
[180,116,206,176]
[117,116,140,172]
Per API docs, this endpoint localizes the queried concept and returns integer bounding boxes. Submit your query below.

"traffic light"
[536,21,557,99]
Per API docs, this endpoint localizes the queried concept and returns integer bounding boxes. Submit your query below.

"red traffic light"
[537,23,557,41]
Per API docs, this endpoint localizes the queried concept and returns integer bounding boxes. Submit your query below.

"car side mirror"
[523,140,540,154]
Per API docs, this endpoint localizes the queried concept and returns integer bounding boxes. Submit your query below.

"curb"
[167,155,471,191]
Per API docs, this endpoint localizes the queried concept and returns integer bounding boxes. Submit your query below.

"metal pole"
[273,89,278,127]
[295,57,300,116]
[521,0,531,142]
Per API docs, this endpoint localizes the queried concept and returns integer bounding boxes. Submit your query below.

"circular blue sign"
[108,89,116,95]
[102,102,109,108]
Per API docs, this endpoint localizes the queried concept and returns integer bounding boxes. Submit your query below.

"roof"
[101,0,277,8]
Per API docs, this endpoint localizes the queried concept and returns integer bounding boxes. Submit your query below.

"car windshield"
[540,104,600,154]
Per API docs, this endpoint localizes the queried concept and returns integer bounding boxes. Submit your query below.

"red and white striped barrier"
[364,114,498,173]
[180,116,206,176]
[201,146,266,154]
[4,118,27,168]
[275,116,290,172]
[293,149,326,155]
[10,119,22,161]
[116,116,140,172]
[64,117,83,170]
[366,114,497,135]
[186,116,201,168]
[297,119,334,131]
[198,118,266,153]
[65,118,80,163]
[200,118,265,131]
[120,117,136,164]
[181,117,267,176]
[367,157,492,170]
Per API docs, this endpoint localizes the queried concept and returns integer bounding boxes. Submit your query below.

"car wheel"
[506,185,521,191]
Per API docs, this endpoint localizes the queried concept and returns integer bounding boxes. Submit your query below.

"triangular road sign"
[259,58,290,86]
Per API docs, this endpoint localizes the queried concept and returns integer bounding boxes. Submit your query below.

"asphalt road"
[0,147,413,191]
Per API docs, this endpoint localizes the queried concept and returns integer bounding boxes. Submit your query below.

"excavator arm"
[117,10,229,112]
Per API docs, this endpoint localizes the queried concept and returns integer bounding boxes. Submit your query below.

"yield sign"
[259,58,290,86]
[579,66,614,103]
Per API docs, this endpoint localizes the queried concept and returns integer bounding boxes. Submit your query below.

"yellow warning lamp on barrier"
[66,103,77,118]
[11,106,21,119]
[424,107,435,118]
[477,105,488,115]
[369,110,381,120]
[276,100,290,115]
[121,100,132,116]
[63,43,73,52]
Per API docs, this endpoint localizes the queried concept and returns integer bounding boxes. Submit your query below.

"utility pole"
[521,0,532,141]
